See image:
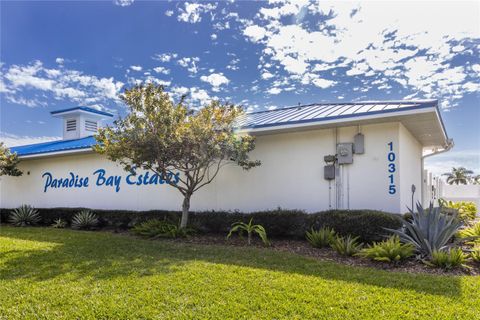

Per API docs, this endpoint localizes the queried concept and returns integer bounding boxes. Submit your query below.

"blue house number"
[387,142,396,194]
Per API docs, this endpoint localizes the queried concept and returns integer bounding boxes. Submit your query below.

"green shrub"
[357,235,414,263]
[0,207,402,241]
[71,210,99,230]
[439,199,477,222]
[306,227,335,248]
[51,218,67,228]
[457,222,480,241]
[227,218,269,246]
[428,248,467,270]
[310,210,402,242]
[471,247,480,263]
[132,219,189,239]
[388,203,463,258]
[331,235,363,256]
[9,205,41,227]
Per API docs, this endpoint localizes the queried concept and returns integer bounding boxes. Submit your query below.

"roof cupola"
[50,107,113,140]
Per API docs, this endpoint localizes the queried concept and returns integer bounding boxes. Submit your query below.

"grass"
[0,227,479,319]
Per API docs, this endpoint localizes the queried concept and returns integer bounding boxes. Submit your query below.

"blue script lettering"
[42,168,178,193]
[42,172,89,193]
[126,167,179,186]
[93,169,122,192]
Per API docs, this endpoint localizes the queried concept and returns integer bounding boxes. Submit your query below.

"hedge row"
[0,207,403,242]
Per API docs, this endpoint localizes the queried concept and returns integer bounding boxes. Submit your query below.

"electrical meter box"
[354,133,365,154]
[336,143,354,164]
[324,164,335,180]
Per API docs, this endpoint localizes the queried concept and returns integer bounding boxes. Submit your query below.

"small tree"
[95,84,260,229]
[442,167,473,185]
[0,142,22,176]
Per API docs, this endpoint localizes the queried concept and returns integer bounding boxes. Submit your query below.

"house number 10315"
[387,142,396,194]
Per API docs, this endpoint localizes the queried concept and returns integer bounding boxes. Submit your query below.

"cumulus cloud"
[130,65,142,71]
[242,0,480,108]
[0,133,61,147]
[153,66,170,75]
[152,53,178,62]
[200,73,229,91]
[243,25,267,42]
[425,150,480,176]
[267,87,282,95]
[177,57,200,75]
[169,86,215,107]
[177,2,217,23]
[1,60,124,108]
[113,0,134,7]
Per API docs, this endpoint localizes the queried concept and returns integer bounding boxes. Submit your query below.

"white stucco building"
[1,100,451,214]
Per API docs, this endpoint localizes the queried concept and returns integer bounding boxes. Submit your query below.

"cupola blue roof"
[50,106,113,117]
[9,100,448,158]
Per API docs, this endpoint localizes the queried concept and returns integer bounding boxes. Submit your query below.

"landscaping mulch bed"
[149,233,480,276]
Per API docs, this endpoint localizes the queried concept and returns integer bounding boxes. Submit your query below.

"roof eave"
[16,147,95,160]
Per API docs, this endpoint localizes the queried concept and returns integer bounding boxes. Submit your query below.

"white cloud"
[0,133,61,148]
[177,2,217,23]
[169,86,215,107]
[55,57,64,64]
[5,96,44,108]
[152,53,178,62]
[267,87,282,95]
[211,33,218,40]
[130,65,142,71]
[200,73,230,91]
[113,0,134,7]
[165,10,174,17]
[312,78,337,89]
[177,57,200,75]
[128,75,171,87]
[244,25,267,42]
[242,0,480,108]
[1,60,124,108]
[153,66,170,75]
[425,150,480,176]
[189,87,213,105]
[261,71,274,80]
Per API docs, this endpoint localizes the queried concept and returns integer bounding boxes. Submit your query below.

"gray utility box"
[354,133,365,154]
[337,143,354,164]
[324,164,335,180]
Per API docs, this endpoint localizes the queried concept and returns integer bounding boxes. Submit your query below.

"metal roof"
[50,106,113,118]
[9,100,448,158]
[237,100,438,129]
[10,136,96,157]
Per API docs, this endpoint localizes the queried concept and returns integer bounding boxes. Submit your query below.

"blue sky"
[1,0,479,175]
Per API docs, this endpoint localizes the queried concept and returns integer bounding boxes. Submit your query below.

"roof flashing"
[50,107,113,118]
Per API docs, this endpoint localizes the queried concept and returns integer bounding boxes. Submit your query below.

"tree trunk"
[180,194,191,229]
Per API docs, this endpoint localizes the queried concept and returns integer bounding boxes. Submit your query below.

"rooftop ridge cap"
[245,100,436,115]
[9,135,95,151]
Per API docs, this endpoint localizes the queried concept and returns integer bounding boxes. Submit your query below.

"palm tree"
[473,175,480,185]
[442,167,474,185]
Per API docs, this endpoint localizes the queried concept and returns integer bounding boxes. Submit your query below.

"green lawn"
[0,227,479,319]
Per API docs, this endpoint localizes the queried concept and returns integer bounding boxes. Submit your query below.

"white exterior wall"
[0,122,419,213]
[398,123,422,213]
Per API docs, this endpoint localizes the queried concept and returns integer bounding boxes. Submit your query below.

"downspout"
[420,138,454,206]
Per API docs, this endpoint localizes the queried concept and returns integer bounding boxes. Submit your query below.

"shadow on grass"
[0,226,464,298]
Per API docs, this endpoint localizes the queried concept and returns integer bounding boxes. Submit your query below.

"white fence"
[423,169,480,210]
